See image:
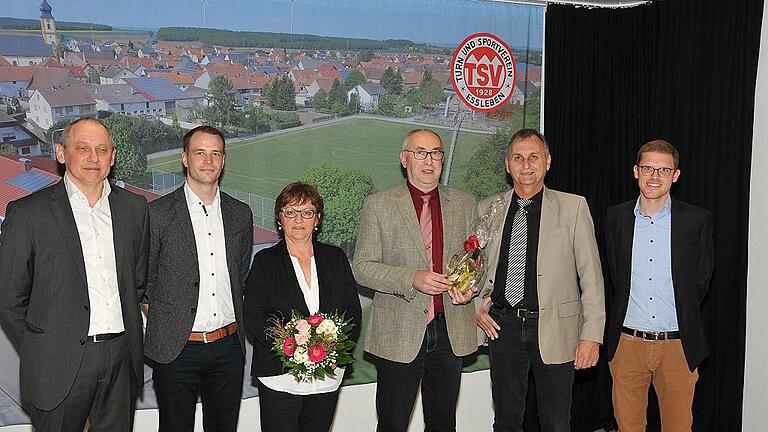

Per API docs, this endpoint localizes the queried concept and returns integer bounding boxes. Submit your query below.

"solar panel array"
[124,77,190,101]
[7,171,56,193]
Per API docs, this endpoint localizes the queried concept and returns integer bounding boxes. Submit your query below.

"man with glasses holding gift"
[603,139,714,432]
[143,126,253,432]
[353,128,478,432]
[474,128,605,432]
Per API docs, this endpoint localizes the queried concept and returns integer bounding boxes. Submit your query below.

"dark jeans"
[150,332,244,432]
[27,335,136,432]
[256,381,340,432]
[488,305,574,432]
[374,315,463,432]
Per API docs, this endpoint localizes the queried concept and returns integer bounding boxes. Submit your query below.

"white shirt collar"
[184,182,220,214]
[63,173,111,209]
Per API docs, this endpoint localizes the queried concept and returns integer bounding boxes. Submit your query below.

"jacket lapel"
[394,185,429,268]
[620,201,636,291]
[107,185,126,289]
[171,186,198,262]
[670,198,682,288]
[279,241,311,316]
[220,194,239,295]
[536,187,556,270]
[438,185,452,269]
[49,181,87,286]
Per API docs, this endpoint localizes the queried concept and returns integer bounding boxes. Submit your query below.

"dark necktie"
[505,198,533,306]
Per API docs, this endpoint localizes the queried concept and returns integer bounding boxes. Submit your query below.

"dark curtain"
[542,1,763,431]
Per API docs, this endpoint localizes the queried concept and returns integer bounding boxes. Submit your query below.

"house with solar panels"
[88,84,155,116]
[0,156,58,226]
[121,77,195,117]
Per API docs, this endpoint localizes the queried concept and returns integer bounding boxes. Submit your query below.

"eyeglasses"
[280,208,317,219]
[637,165,676,178]
[403,149,445,161]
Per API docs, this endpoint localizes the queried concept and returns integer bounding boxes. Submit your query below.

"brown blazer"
[352,184,479,363]
[476,187,605,364]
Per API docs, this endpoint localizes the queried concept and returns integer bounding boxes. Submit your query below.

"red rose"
[282,337,297,356]
[307,314,324,327]
[464,234,480,252]
[308,344,327,363]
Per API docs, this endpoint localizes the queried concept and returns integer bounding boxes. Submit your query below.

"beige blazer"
[353,184,479,363]
[476,187,605,364]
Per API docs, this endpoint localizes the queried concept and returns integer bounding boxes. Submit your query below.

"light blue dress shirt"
[624,197,679,332]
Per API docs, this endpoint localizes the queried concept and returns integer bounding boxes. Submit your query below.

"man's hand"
[475,297,501,340]
[412,270,453,295]
[574,340,600,369]
[446,284,477,305]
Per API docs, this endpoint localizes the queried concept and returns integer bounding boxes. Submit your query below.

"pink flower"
[296,333,309,345]
[282,337,297,356]
[307,314,324,327]
[295,319,310,334]
[307,344,326,363]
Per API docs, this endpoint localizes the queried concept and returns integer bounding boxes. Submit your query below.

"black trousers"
[256,381,340,432]
[488,305,575,432]
[150,332,244,432]
[373,315,463,432]
[27,335,136,432]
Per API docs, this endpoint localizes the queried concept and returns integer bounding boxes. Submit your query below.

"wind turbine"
[202,0,209,29]
[290,0,295,34]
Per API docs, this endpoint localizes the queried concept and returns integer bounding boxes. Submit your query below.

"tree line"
[0,17,112,31]
[156,27,447,53]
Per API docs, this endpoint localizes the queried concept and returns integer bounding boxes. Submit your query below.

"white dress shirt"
[184,183,236,332]
[64,174,124,336]
[258,256,345,395]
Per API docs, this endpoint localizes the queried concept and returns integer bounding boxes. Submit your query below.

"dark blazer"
[603,198,714,371]
[244,240,362,378]
[0,180,149,411]
[143,185,253,364]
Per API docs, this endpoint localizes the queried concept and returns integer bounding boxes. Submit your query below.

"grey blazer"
[476,187,605,364]
[352,184,479,363]
[0,181,149,411]
[143,185,253,364]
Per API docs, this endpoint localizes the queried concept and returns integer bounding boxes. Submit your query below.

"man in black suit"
[604,139,714,432]
[143,125,253,432]
[0,118,149,431]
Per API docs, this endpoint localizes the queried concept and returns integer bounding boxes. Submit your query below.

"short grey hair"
[507,128,550,157]
[402,128,444,151]
[59,117,112,147]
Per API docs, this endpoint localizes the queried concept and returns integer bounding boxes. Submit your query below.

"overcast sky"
[4,0,543,49]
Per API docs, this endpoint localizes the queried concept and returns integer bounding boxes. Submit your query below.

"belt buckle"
[203,331,210,343]
[516,308,528,320]
[648,331,662,341]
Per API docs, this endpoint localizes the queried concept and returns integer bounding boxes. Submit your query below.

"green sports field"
[147,117,489,200]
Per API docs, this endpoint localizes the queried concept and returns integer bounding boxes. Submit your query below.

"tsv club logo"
[451,32,517,112]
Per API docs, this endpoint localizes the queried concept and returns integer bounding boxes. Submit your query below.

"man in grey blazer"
[0,118,149,431]
[474,129,605,432]
[143,126,253,432]
[353,129,479,432]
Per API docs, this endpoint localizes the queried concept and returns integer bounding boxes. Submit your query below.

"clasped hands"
[412,270,478,305]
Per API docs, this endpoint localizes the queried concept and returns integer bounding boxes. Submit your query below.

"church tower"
[40,0,57,46]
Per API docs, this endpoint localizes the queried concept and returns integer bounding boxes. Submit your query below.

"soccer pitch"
[147,117,490,200]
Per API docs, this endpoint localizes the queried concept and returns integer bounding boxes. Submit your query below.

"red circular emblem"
[451,32,517,112]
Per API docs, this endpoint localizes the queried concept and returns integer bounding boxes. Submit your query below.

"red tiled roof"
[147,71,200,85]
[0,65,36,82]
[253,225,280,245]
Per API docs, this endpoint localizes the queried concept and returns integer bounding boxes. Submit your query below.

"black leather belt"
[87,331,124,343]
[622,326,680,341]
[490,303,539,319]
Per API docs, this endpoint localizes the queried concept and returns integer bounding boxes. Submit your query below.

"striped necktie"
[505,198,533,306]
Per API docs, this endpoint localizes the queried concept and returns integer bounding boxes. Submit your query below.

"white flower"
[293,348,309,364]
[317,319,337,335]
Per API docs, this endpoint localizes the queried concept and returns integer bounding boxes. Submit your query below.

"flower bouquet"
[446,195,508,293]
[267,310,356,383]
